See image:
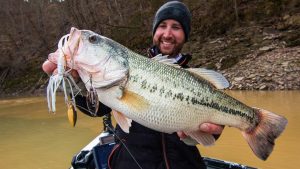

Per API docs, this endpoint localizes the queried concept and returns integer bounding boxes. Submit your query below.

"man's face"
[153,19,185,57]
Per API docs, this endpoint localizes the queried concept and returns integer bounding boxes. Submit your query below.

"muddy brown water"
[0,91,299,169]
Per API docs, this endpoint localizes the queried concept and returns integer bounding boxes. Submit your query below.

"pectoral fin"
[120,90,149,112]
[184,130,215,146]
[112,110,132,133]
[187,68,230,89]
[181,136,199,146]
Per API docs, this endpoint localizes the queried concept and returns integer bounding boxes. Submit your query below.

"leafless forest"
[0,0,299,95]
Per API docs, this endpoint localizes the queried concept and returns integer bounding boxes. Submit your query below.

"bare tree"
[234,0,239,25]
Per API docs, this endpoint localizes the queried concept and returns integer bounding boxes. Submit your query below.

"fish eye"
[89,35,98,44]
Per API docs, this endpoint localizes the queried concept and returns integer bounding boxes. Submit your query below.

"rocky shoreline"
[186,14,300,91]
[222,46,300,90]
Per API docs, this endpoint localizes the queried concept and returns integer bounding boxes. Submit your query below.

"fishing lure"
[67,103,77,127]
[86,74,99,116]
[46,34,81,114]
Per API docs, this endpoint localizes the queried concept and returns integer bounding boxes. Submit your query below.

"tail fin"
[242,108,287,160]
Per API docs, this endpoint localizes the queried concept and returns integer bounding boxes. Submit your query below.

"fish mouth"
[62,27,129,88]
[67,28,113,73]
[62,27,110,71]
[67,27,83,57]
[54,27,83,67]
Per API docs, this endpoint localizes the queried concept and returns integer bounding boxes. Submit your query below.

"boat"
[70,130,257,169]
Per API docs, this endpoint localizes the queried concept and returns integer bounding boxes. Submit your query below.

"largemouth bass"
[48,27,287,161]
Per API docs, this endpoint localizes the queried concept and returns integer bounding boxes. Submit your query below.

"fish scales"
[124,49,258,132]
[48,28,287,160]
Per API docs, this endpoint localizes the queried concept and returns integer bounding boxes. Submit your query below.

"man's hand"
[42,60,57,75]
[177,123,224,139]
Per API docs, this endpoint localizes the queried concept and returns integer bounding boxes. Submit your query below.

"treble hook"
[86,74,99,116]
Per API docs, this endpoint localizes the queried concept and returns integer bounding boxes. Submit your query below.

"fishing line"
[73,104,143,169]
[106,125,143,169]
[64,74,82,108]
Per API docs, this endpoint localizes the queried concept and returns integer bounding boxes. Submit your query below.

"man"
[42,1,223,169]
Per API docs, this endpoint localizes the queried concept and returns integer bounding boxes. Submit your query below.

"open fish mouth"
[56,27,84,68]
[66,28,109,70]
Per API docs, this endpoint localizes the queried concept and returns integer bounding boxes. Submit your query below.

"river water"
[0,91,299,169]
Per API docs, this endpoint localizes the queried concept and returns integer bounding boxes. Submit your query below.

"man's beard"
[155,37,184,58]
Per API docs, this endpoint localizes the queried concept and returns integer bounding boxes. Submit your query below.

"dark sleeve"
[74,94,112,117]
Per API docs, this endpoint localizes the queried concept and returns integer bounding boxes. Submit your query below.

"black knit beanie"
[152,1,191,41]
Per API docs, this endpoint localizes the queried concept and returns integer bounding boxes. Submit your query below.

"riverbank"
[0,0,299,97]
[224,46,300,90]
[186,14,300,90]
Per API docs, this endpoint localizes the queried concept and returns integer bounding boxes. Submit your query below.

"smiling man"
[151,1,189,58]
[109,1,224,169]
[42,1,223,169]
[153,19,186,57]
[148,1,193,69]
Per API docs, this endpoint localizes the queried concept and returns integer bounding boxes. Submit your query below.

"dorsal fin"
[187,68,230,89]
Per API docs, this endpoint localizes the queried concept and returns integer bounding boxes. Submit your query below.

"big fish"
[48,27,287,161]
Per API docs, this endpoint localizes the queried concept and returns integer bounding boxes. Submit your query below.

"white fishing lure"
[46,34,80,113]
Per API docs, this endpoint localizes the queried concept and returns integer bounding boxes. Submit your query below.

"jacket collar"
[147,45,192,67]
